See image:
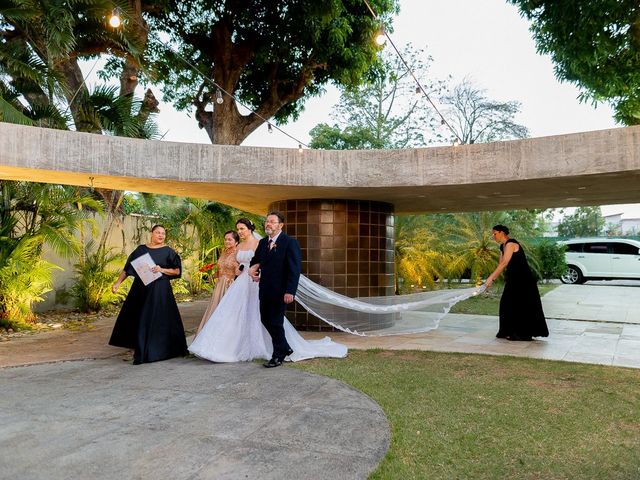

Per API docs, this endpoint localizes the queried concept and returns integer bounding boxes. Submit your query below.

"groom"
[250,211,302,368]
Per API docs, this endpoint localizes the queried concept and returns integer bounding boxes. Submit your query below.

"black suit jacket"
[250,232,302,300]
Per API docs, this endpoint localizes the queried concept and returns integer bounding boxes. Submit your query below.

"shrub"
[70,241,126,312]
[0,237,60,329]
[532,240,567,282]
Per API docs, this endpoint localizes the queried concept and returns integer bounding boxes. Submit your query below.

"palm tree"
[0,181,101,327]
[394,215,448,292]
[443,210,545,284]
[443,212,504,284]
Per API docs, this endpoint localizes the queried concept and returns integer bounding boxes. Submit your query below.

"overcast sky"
[143,0,639,218]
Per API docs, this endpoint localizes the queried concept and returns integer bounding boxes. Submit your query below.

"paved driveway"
[542,281,640,324]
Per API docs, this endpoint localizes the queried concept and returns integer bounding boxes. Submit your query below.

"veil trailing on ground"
[295,275,485,337]
[253,230,483,336]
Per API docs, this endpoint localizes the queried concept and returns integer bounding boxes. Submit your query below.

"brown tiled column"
[269,199,395,331]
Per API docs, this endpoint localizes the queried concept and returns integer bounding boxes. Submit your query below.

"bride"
[188,217,347,362]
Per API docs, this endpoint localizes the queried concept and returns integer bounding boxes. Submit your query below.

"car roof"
[559,237,640,247]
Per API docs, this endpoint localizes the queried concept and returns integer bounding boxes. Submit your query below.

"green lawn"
[291,350,640,480]
[450,283,558,316]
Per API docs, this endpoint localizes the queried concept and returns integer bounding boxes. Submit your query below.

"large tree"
[0,0,157,132]
[556,206,605,237]
[309,44,446,149]
[509,0,640,125]
[440,78,529,144]
[145,0,399,145]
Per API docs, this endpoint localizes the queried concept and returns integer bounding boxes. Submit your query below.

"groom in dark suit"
[250,211,302,368]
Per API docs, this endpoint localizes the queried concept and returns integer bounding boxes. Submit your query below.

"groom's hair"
[267,210,285,224]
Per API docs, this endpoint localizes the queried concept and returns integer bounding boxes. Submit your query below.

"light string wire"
[361,0,463,144]
[110,10,309,148]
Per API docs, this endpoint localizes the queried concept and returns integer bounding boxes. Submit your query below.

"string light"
[268,123,273,133]
[107,6,309,150]
[361,0,463,145]
[375,28,387,46]
[415,86,421,97]
[108,9,121,28]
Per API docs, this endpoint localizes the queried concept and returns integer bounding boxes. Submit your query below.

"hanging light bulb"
[375,27,387,46]
[298,144,303,153]
[453,138,461,147]
[268,123,273,133]
[415,86,421,97]
[215,88,223,104]
[108,8,121,28]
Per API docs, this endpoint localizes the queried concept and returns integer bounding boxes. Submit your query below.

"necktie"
[267,238,273,251]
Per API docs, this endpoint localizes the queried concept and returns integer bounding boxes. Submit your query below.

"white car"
[559,238,640,284]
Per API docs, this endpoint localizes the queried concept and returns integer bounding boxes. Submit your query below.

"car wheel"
[561,265,584,284]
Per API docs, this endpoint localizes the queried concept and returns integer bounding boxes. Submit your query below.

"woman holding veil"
[189,218,347,363]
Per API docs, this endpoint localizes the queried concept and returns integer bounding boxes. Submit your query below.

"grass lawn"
[291,350,640,480]
[450,283,558,316]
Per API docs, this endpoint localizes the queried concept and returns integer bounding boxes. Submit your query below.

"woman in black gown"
[109,225,187,364]
[485,224,549,341]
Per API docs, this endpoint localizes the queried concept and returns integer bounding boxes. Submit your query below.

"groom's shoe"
[263,358,282,368]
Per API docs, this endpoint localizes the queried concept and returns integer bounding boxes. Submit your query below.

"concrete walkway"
[0,359,388,480]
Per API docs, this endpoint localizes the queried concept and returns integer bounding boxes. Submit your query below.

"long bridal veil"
[295,275,485,336]
[254,230,482,336]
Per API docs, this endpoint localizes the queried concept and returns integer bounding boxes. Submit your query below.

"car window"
[610,242,640,255]
[584,243,609,254]
[565,243,584,252]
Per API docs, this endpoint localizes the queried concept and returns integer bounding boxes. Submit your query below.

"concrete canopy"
[0,122,638,214]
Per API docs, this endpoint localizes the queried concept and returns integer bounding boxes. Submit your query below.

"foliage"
[394,216,447,292]
[293,350,640,479]
[440,78,529,144]
[0,181,100,328]
[556,206,605,237]
[509,0,640,124]
[70,241,127,312]
[145,0,399,144]
[0,0,155,134]
[310,44,447,149]
[393,210,548,289]
[442,211,506,283]
[0,236,60,329]
[532,240,567,282]
[139,196,261,295]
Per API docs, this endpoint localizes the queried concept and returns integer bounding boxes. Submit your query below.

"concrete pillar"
[269,199,395,331]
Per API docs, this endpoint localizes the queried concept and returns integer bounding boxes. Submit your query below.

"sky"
[126,0,640,218]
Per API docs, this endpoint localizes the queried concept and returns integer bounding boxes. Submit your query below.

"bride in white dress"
[188,218,347,363]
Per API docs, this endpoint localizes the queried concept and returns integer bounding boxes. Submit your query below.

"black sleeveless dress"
[109,245,188,364]
[497,239,549,340]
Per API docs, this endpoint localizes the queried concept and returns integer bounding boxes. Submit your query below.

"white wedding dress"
[188,249,347,362]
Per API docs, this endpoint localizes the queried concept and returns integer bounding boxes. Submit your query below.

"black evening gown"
[497,239,549,340]
[109,245,188,364]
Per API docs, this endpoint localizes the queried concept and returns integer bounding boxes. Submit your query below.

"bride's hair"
[236,217,255,232]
